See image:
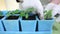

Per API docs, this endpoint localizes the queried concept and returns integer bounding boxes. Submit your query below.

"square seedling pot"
[37,18,54,31]
[3,16,20,31]
[0,16,4,31]
[20,15,37,32]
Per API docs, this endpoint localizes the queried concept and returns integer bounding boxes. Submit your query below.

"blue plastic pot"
[3,16,20,31]
[0,10,8,31]
[0,20,4,31]
[20,17,37,32]
[0,11,8,31]
[0,16,4,31]
[38,19,54,31]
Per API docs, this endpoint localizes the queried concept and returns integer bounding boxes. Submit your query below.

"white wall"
[5,0,19,10]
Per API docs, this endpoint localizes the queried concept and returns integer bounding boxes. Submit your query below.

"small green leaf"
[19,7,36,19]
[6,11,11,16]
[19,10,25,17]
[14,9,20,14]
[25,14,29,19]
[44,10,52,19]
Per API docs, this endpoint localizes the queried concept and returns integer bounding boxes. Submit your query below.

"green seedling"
[20,7,36,19]
[6,11,12,16]
[44,10,52,20]
[6,9,20,16]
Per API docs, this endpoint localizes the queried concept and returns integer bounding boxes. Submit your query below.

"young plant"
[11,9,20,14]
[20,7,36,19]
[20,10,29,18]
[6,9,20,16]
[44,10,52,20]
[6,11,12,16]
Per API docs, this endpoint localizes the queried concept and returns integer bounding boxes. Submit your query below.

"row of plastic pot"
[0,11,54,32]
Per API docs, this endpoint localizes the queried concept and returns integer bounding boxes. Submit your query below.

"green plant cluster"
[11,9,20,14]
[44,10,52,20]
[6,9,20,16]
[6,8,53,19]
[6,7,36,19]
[19,7,36,19]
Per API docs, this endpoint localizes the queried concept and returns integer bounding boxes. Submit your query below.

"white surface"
[5,0,19,10]
[45,3,57,10]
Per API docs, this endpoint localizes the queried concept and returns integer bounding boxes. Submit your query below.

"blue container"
[0,16,5,31]
[3,16,20,31]
[38,19,54,31]
[0,11,8,31]
[0,20,4,31]
[20,17,37,32]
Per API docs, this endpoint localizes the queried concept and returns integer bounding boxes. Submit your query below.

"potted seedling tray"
[37,10,54,31]
[3,10,21,31]
[20,15,37,32]
[20,7,37,32]
[37,19,54,31]
[3,16,20,31]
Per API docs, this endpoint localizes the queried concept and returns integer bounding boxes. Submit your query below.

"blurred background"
[0,0,50,10]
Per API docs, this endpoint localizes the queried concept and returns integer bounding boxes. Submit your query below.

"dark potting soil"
[6,16,19,20]
[0,16,4,19]
[22,15,36,20]
[45,18,53,20]
[35,14,41,20]
[37,15,40,20]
